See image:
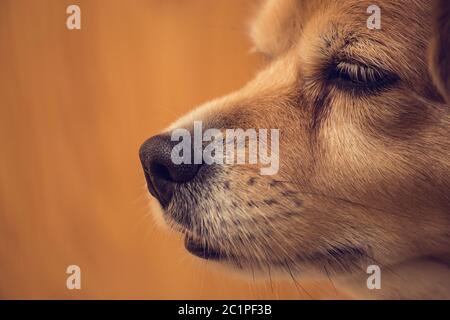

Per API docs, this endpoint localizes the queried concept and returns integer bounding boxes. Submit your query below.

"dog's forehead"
[250,0,432,59]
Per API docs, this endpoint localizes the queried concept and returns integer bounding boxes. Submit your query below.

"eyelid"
[328,58,399,92]
[336,61,382,83]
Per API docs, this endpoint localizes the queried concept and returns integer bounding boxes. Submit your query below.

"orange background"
[0,0,340,299]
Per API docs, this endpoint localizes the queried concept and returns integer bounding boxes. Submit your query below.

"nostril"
[151,160,202,184]
[151,162,172,182]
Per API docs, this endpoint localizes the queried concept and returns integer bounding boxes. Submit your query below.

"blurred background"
[0,0,341,299]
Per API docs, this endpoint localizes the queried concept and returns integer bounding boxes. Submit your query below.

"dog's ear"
[429,0,450,104]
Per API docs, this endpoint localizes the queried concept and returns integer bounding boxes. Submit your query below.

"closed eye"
[328,60,399,94]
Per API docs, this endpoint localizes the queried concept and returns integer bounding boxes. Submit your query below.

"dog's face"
[140,0,450,280]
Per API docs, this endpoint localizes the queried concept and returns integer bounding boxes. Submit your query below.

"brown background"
[0,0,340,299]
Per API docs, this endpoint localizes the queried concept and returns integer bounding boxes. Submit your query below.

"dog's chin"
[152,197,368,278]
[152,200,229,261]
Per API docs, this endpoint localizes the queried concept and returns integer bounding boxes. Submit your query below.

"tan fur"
[150,0,450,299]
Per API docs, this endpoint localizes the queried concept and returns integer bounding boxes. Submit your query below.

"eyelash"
[328,61,398,93]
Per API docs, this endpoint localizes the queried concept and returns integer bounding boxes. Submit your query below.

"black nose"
[139,134,201,207]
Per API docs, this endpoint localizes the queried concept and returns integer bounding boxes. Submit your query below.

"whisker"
[285,262,314,299]
[251,264,256,282]
[267,264,274,293]
[323,265,338,295]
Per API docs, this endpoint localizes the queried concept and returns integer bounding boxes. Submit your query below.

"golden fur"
[147,0,450,299]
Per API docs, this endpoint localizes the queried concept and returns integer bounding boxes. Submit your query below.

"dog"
[140,0,450,299]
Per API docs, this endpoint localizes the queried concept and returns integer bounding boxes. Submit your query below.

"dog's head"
[140,0,450,279]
